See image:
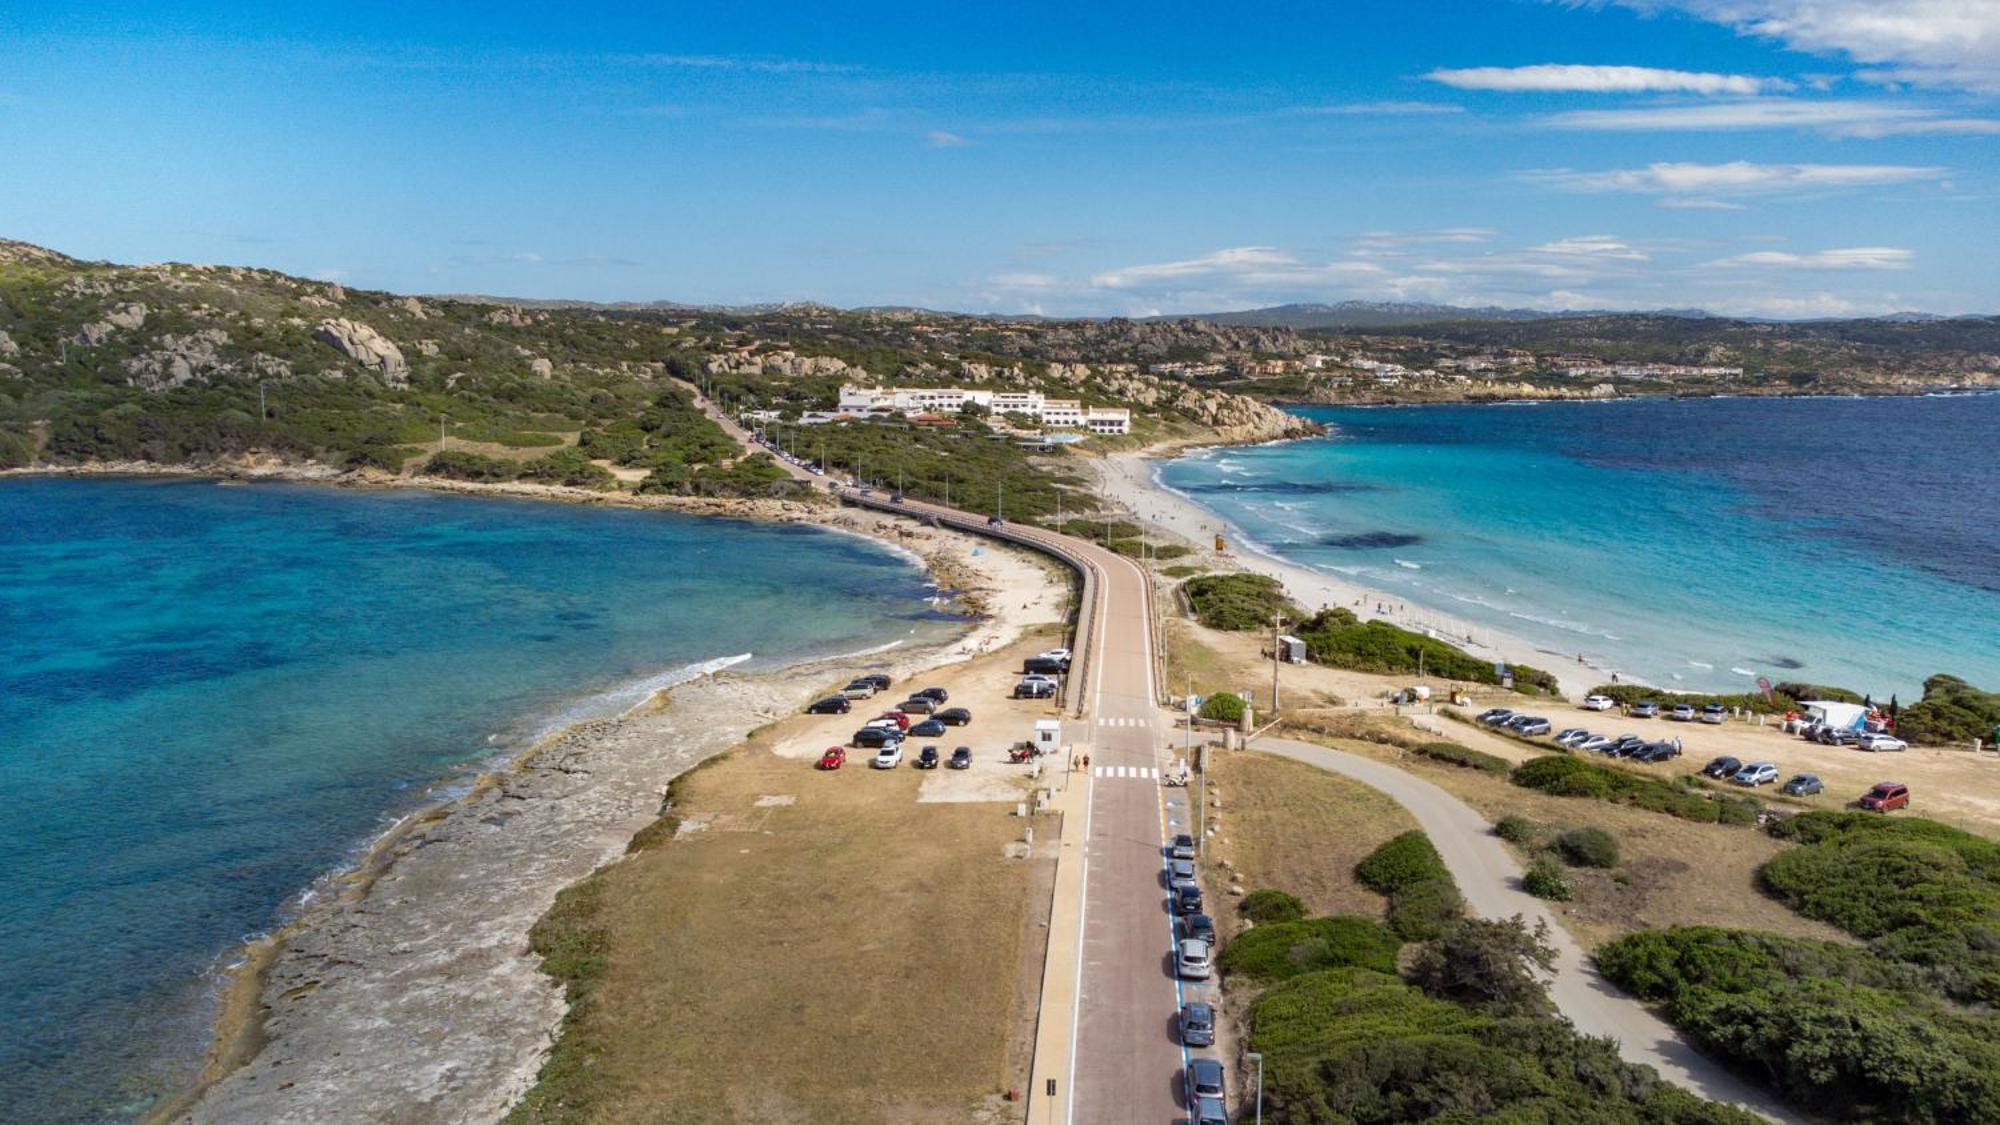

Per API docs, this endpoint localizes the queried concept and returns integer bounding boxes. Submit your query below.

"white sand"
[1094,451,1599,699]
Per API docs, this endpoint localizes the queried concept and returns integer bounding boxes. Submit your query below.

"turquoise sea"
[1160,394,2000,699]
[0,477,959,1122]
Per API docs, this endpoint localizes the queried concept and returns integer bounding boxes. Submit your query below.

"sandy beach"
[170,507,1070,1123]
[1093,450,1600,699]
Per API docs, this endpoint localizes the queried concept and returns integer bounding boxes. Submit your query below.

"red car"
[876,711,911,731]
[816,747,846,771]
[1858,781,1909,812]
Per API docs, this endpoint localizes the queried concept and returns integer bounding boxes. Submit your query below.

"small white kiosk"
[1033,719,1063,756]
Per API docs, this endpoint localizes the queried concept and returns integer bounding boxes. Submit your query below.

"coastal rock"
[0,330,17,357]
[124,329,231,391]
[398,296,430,319]
[529,357,554,378]
[105,302,148,330]
[58,275,114,298]
[485,305,532,327]
[417,339,440,356]
[313,318,408,385]
[71,321,114,347]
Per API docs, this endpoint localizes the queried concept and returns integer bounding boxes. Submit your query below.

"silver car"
[1168,859,1198,890]
[1177,938,1213,979]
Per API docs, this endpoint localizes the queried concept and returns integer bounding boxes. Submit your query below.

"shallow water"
[1160,394,2000,698]
[0,478,957,1122]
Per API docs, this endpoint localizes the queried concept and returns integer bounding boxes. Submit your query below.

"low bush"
[517,448,616,489]
[1386,876,1463,942]
[1895,673,2000,746]
[1584,682,1792,715]
[1356,830,1450,895]
[1512,754,1744,825]
[1159,564,1205,579]
[1180,573,1298,631]
[1556,826,1620,869]
[1197,691,1245,724]
[1294,607,1561,694]
[1494,814,1537,844]
[1239,888,1306,925]
[1597,926,2000,1122]
[1216,915,1400,981]
[1411,740,1511,774]
[1760,812,2000,1002]
[1408,915,1557,1017]
[424,449,520,482]
[1523,858,1573,901]
[1249,967,1757,1123]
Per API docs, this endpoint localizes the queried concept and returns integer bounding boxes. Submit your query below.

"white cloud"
[1426,63,1788,94]
[1532,235,1650,260]
[925,130,969,147]
[1349,227,1498,253]
[1623,2,2000,93]
[1297,100,1466,116]
[1540,97,2000,135]
[1656,197,1750,209]
[1088,246,1383,289]
[1707,246,1915,269]
[1527,160,1949,199]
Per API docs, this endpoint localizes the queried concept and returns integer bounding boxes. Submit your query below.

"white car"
[871,744,904,769]
[1858,733,1908,752]
[1038,648,1073,663]
[1582,695,1616,712]
[1176,938,1213,980]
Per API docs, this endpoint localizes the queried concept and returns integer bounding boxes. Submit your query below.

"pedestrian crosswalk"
[1091,766,1159,779]
[1094,715,1148,728]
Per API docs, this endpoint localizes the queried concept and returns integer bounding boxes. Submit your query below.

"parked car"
[899,697,938,715]
[936,707,972,726]
[1186,1058,1226,1103]
[1177,938,1213,980]
[1168,859,1198,890]
[1635,742,1681,762]
[1515,718,1553,736]
[806,696,851,715]
[1477,708,1516,726]
[1178,1001,1216,1047]
[1191,1096,1228,1125]
[1178,912,1215,944]
[914,687,949,703]
[1174,883,1204,914]
[1582,694,1616,711]
[815,747,845,770]
[1701,703,1727,724]
[874,711,911,730]
[908,719,948,738]
[852,727,901,749]
[859,674,893,691]
[914,745,940,769]
[1669,703,1697,722]
[1701,755,1743,779]
[949,746,972,770]
[987,515,1003,527]
[841,681,877,700]
[1781,774,1823,797]
[1013,679,1056,700]
[1859,781,1910,812]
[1554,728,1590,745]
[1858,733,1908,752]
[1731,762,1779,787]
[871,744,904,769]
[1578,735,1613,752]
[1039,648,1073,665]
[1630,701,1660,718]
[864,717,906,734]
[1502,714,1539,732]
[1170,833,1196,860]
[1024,656,1068,675]
[1607,736,1646,757]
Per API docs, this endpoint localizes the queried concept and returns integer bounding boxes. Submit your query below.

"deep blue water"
[0,478,957,1122]
[1161,394,2000,698]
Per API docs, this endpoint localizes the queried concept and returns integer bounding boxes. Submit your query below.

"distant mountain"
[1161,301,1720,329]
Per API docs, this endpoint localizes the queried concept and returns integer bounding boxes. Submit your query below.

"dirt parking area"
[1443,691,2000,837]
[513,635,1070,1124]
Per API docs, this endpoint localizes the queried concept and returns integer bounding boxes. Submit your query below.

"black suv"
[949,746,972,770]
[937,707,972,726]
[914,745,940,769]
[1701,755,1743,779]
[913,687,949,703]
[806,696,851,715]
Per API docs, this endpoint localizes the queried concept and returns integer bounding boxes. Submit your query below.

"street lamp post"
[1247,1051,1264,1124]
[438,413,449,453]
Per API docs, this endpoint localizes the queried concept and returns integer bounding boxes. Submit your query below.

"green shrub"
[1512,755,1740,825]
[1523,858,1573,900]
[1197,691,1246,724]
[1356,830,1449,894]
[424,449,520,482]
[1597,927,2000,1122]
[1293,608,1561,694]
[1386,876,1463,942]
[517,448,616,489]
[1217,915,1400,981]
[1160,564,1205,579]
[1181,573,1298,631]
[1408,915,1557,1016]
[1758,812,2000,1002]
[1494,814,1537,844]
[1239,888,1306,925]
[1411,740,1511,773]
[1895,673,2000,746]
[1556,826,1620,869]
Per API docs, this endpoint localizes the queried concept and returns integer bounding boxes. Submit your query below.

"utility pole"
[1248,1051,1265,1124]
[439,413,449,453]
[258,382,268,421]
[1272,611,1285,714]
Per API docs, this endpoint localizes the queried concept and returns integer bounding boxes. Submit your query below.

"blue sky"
[3,1,1997,317]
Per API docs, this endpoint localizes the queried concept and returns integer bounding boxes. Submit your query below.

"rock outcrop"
[124,329,231,391]
[0,330,17,357]
[314,319,409,385]
[105,302,148,330]
[529,357,554,378]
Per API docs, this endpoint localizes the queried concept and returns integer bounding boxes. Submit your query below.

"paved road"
[1254,735,1799,1123]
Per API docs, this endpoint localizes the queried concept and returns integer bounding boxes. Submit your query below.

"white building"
[1084,407,1131,435]
[824,384,1130,435]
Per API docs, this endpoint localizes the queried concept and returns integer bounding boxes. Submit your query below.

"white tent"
[1804,701,1870,731]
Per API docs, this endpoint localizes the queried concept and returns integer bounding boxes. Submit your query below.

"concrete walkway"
[1253,736,1798,1123]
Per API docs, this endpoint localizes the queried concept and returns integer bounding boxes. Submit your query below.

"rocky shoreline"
[11,466,1077,1123]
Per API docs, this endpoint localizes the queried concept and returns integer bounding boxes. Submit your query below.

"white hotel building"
[833,384,1131,435]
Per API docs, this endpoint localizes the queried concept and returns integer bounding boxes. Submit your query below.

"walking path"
[1253,735,1798,1123]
